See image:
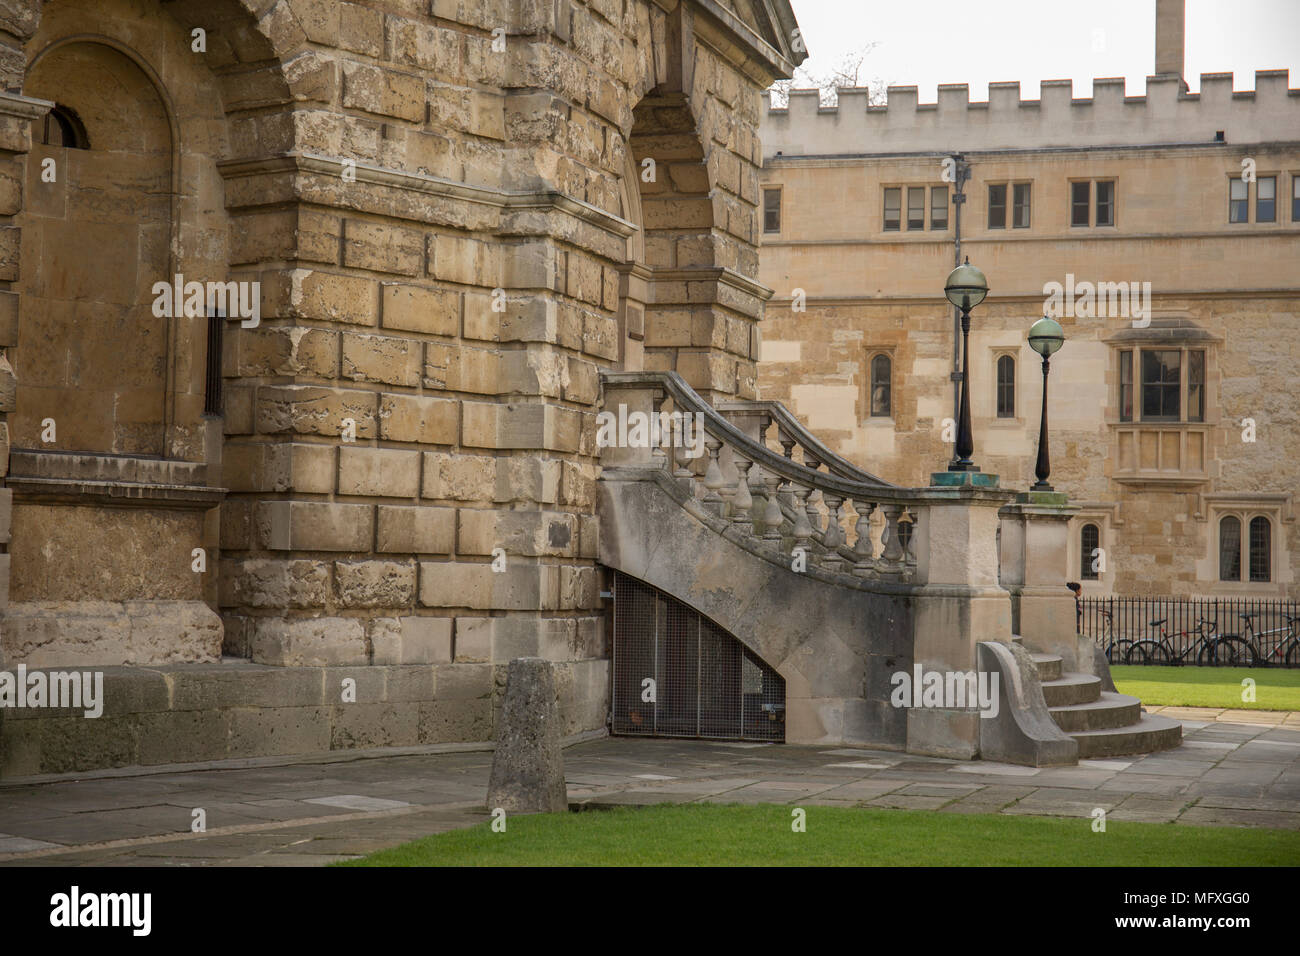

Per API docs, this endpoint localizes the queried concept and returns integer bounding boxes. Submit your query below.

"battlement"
[763,71,1300,157]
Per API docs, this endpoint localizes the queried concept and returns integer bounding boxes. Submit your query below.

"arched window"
[1218,516,1241,581]
[1080,523,1100,580]
[870,353,891,417]
[39,104,89,149]
[1249,516,1271,583]
[996,354,1015,418]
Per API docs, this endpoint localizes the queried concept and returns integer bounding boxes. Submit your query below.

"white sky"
[787,0,1300,100]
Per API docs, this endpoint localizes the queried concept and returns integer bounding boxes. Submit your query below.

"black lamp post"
[1028,315,1066,491]
[943,258,988,472]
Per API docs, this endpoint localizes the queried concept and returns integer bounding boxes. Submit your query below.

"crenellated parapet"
[763,71,1300,157]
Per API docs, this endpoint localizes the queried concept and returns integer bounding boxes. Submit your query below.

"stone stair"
[1028,651,1182,757]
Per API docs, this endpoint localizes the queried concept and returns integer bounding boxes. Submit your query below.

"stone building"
[0,0,809,773]
[757,1,1300,599]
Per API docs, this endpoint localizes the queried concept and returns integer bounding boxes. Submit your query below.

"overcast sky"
[787,0,1300,101]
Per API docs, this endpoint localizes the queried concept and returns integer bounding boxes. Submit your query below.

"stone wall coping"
[0,91,53,119]
[6,476,226,510]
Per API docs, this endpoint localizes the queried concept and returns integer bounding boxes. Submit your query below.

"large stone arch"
[0,0,296,667]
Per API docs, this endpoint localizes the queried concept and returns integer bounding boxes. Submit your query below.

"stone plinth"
[486,657,567,814]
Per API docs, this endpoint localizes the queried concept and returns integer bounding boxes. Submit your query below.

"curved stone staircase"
[1026,645,1182,757]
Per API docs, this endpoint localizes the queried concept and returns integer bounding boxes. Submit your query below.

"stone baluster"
[779,433,796,461]
[761,467,785,541]
[822,494,845,570]
[880,503,905,574]
[803,451,822,473]
[671,417,696,491]
[701,437,725,515]
[851,498,877,576]
[649,390,668,470]
[903,508,920,579]
[803,486,822,542]
[790,484,814,557]
[731,454,754,532]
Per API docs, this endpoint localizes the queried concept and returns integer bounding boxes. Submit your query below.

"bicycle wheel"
[1285,641,1300,668]
[1126,641,1168,665]
[1209,637,1255,667]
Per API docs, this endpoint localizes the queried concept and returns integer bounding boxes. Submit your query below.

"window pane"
[1293,175,1300,222]
[1188,350,1204,422]
[883,188,900,231]
[930,186,948,229]
[762,189,780,233]
[870,354,891,416]
[1140,349,1180,420]
[1071,181,1090,226]
[1257,175,1276,222]
[988,184,1006,229]
[1229,177,1248,222]
[1219,516,1241,581]
[1119,350,1132,422]
[1096,180,1114,226]
[1013,183,1031,228]
[1249,517,1271,582]
[996,355,1015,417]
[1081,524,1100,580]
[907,187,925,230]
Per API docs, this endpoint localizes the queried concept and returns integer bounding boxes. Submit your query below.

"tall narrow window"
[204,312,224,416]
[870,353,892,417]
[907,187,925,230]
[988,184,1007,228]
[1071,181,1090,226]
[1187,349,1205,422]
[1249,517,1271,582]
[1012,183,1031,228]
[1219,516,1241,581]
[1229,177,1248,223]
[1140,349,1180,421]
[1081,524,1100,580]
[1118,349,1133,422]
[1257,175,1276,223]
[1293,175,1300,222]
[996,354,1015,418]
[883,188,900,231]
[762,188,781,233]
[1095,180,1115,226]
[930,186,948,229]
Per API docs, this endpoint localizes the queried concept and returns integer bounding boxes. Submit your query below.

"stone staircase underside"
[1028,649,1182,757]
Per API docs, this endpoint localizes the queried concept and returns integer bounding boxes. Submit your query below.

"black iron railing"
[1081,595,1300,667]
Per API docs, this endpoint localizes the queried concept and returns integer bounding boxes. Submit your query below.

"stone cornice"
[0,92,53,120]
[649,266,774,301]
[216,152,636,237]
[690,0,796,86]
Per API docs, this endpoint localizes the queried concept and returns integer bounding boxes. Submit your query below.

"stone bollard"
[486,657,567,814]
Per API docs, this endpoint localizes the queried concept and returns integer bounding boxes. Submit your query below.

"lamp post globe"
[1028,316,1066,491]
[943,257,988,472]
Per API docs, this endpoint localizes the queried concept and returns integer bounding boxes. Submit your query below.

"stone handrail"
[714,399,888,485]
[600,371,927,582]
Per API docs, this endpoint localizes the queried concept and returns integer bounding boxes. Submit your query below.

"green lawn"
[336,803,1300,867]
[1111,664,1300,711]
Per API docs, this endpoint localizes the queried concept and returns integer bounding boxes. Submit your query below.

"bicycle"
[1094,609,1135,664]
[1124,616,1219,665]
[1204,612,1300,667]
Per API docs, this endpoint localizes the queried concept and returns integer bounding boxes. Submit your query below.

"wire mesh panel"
[612,571,785,741]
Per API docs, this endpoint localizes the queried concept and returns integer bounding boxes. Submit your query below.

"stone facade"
[0,0,804,756]
[758,63,1300,599]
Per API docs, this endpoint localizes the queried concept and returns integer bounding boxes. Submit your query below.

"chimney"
[1155,0,1185,80]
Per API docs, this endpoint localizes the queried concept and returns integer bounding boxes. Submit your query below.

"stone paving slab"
[0,720,1298,865]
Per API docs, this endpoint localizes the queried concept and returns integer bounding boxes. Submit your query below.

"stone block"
[342,332,422,386]
[337,446,420,497]
[382,282,459,335]
[380,393,458,444]
[486,657,567,813]
[249,616,368,666]
[376,504,455,553]
[423,451,495,500]
[334,559,417,608]
[373,616,453,664]
[258,500,374,551]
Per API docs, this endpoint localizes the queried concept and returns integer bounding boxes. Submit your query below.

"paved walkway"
[1,713,1298,866]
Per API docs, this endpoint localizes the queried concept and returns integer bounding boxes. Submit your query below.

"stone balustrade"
[600,371,928,586]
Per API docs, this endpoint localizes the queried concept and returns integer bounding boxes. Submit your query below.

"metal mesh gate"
[611,571,785,741]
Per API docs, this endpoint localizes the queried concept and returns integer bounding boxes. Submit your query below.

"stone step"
[1039,672,1102,707]
[1070,713,1184,758]
[1049,692,1142,732]
[1029,652,1063,682]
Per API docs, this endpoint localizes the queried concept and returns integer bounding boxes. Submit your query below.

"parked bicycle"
[1124,616,1219,665]
[1203,612,1300,667]
[1095,608,1135,664]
